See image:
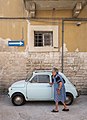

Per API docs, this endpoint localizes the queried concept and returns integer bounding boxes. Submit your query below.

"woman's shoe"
[62,108,69,111]
[51,109,59,112]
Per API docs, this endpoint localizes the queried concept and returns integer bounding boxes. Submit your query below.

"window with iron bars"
[34,31,53,47]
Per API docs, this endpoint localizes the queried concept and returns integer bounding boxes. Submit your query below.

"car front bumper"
[77,90,81,97]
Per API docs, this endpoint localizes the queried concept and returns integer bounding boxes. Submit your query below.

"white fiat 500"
[8,70,80,106]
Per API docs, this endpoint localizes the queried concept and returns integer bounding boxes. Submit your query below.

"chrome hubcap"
[14,96,23,105]
[66,96,71,104]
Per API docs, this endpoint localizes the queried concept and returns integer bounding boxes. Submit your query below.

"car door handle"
[47,85,52,87]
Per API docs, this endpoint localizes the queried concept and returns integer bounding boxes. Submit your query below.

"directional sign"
[8,41,24,47]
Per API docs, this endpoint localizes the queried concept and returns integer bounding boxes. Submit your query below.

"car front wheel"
[12,93,25,106]
[65,93,74,105]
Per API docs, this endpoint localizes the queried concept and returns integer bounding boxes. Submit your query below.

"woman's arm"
[58,82,62,94]
[58,82,62,90]
[49,75,54,85]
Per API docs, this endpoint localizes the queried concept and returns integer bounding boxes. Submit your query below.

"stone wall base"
[0,51,87,94]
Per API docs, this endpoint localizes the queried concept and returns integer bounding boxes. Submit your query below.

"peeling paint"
[60,43,68,52]
[25,10,29,16]
[25,20,30,52]
[0,37,18,52]
[75,48,79,52]
[0,38,8,45]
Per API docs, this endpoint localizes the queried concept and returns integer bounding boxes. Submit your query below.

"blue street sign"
[8,41,24,46]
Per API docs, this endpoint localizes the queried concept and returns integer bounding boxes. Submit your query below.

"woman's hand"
[57,89,60,95]
[49,83,53,86]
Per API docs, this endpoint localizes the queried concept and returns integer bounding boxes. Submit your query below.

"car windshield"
[25,73,33,82]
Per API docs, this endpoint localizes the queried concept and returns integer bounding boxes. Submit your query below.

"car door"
[26,74,52,100]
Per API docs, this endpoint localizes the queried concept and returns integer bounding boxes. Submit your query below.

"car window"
[31,75,50,83]
[38,75,50,83]
[26,73,33,81]
[31,75,38,83]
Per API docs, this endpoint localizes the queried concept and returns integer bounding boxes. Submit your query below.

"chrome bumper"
[77,90,81,97]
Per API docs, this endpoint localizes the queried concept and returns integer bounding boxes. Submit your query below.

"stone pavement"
[0,95,87,120]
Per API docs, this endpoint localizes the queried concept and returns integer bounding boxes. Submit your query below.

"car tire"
[12,93,25,106]
[65,92,74,105]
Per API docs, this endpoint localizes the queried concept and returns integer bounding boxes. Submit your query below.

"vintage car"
[8,70,80,106]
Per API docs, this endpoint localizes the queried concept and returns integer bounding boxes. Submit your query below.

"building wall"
[0,0,87,94]
[0,0,27,17]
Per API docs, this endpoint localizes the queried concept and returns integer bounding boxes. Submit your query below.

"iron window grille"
[34,31,53,47]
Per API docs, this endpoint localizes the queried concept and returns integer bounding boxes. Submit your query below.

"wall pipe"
[62,19,64,73]
[0,17,87,21]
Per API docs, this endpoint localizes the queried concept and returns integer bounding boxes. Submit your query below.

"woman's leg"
[52,101,59,112]
[63,102,67,109]
[62,102,69,111]
[55,102,59,111]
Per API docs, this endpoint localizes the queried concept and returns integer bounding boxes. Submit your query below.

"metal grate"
[34,31,53,47]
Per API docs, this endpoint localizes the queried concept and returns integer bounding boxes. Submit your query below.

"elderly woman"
[51,67,69,112]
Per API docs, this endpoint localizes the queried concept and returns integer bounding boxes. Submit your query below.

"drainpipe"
[62,19,64,73]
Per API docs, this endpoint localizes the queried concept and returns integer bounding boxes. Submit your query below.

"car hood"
[11,80,26,88]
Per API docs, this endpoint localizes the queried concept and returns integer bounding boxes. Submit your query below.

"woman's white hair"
[52,67,58,73]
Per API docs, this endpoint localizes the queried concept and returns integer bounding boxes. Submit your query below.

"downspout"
[62,19,64,73]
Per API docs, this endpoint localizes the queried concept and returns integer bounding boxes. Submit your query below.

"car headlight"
[8,87,12,92]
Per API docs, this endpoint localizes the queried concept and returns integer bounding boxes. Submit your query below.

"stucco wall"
[0,0,27,17]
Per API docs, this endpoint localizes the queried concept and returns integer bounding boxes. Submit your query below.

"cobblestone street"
[0,95,87,120]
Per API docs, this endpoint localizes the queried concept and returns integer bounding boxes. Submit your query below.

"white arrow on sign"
[9,41,23,46]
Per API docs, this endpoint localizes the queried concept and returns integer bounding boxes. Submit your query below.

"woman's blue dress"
[53,73,66,103]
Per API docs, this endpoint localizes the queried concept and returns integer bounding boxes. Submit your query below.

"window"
[34,31,53,47]
[38,75,50,83]
[31,75,38,83]
[29,25,58,51]
[31,75,50,83]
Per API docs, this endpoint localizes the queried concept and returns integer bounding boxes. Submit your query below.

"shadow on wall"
[0,82,8,94]
[81,85,87,95]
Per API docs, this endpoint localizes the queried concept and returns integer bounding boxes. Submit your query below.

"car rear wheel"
[12,93,25,106]
[65,93,74,105]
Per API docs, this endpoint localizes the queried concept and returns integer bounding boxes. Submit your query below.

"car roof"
[33,70,52,75]
[33,70,63,76]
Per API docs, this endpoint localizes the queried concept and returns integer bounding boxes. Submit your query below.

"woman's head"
[52,67,58,76]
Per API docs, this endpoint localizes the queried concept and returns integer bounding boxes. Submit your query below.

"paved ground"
[0,95,87,120]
